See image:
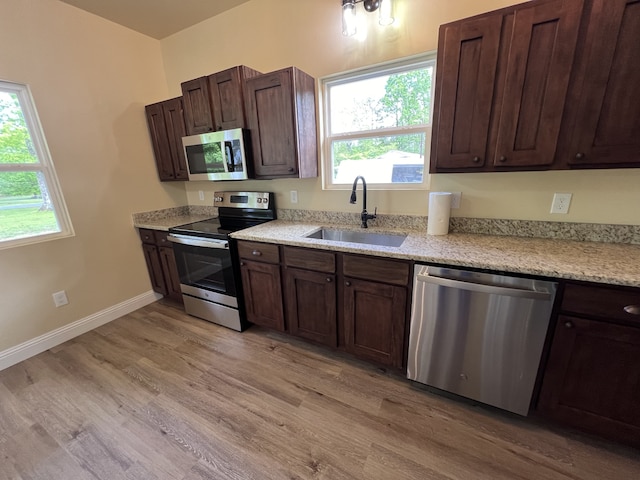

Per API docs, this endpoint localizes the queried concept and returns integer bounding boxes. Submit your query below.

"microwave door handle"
[168,235,229,249]
[224,141,234,172]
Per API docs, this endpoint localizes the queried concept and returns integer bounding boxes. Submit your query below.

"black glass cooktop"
[169,218,230,239]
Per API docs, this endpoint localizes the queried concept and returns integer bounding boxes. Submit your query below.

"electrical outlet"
[550,193,572,214]
[198,190,205,201]
[290,190,298,204]
[52,290,68,307]
[450,192,462,209]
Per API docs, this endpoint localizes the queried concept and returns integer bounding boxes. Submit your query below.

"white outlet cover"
[550,193,572,214]
[290,190,298,204]
[450,192,462,209]
[52,290,68,307]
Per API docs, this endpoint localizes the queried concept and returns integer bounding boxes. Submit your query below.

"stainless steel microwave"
[182,128,251,181]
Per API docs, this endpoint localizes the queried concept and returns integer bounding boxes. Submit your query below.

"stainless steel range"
[168,191,275,331]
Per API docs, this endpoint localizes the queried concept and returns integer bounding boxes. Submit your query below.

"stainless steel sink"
[305,228,407,247]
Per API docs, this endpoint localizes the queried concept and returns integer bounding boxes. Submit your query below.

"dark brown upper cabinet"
[145,97,189,181]
[244,67,318,179]
[432,15,503,170]
[431,0,584,172]
[209,66,261,131]
[181,76,213,135]
[181,65,261,136]
[557,0,640,168]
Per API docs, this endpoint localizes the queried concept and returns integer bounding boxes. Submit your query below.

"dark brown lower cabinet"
[237,242,411,370]
[239,259,285,331]
[343,277,407,369]
[537,280,640,449]
[139,228,182,302]
[158,246,182,301]
[141,243,167,295]
[285,268,337,347]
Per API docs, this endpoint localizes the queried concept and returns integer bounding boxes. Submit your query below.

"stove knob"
[214,196,223,202]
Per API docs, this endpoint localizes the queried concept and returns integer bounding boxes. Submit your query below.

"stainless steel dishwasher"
[407,265,558,416]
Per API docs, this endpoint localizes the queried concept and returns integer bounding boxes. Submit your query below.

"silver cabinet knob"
[624,305,640,315]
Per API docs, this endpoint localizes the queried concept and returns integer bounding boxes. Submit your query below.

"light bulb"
[342,0,357,36]
[379,0,394,26]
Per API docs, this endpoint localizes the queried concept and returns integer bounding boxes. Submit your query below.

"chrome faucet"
[350,176,377,228]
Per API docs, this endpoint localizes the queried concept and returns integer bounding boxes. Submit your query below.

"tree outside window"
[321,54,436,189]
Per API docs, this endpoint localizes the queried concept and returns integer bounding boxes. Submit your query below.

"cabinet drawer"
[138,228,156,244]
[342,254,410,286]
[238,241,280,264]
[562,283,640,325]
[154,230,170,246]
[283,246,335,273]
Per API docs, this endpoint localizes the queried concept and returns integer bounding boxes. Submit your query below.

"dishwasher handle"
[416,272,553,301]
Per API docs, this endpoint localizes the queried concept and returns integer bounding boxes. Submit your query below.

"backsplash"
[278,209,640,244]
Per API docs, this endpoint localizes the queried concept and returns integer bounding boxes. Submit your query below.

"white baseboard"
[0,290,163,372]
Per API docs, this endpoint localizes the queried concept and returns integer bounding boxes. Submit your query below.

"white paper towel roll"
[427,192,452,235]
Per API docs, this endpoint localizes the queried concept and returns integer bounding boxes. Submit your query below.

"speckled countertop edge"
[230,220,640,288]
[132,206,218,231]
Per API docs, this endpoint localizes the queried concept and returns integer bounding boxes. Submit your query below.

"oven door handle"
[168,234,229,249]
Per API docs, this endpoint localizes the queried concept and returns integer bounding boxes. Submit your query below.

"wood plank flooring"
[1,300,639,479]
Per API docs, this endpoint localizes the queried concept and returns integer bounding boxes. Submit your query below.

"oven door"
[168,234,236,301]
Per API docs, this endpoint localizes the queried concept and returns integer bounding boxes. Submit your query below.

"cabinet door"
[159,246,183,302]
[494,0,583,167]
[141,244,167,295]
[209,67,247,131]
[240,260,285,331]
[343,277,407,369]
[538,315,640,447]
[285,268,337,347]
[181,77,214,135]
[245,69,298,178]
[145,102,174,181]
[563,0,640,167]
[432,15,502,170]
[162,98,188,180]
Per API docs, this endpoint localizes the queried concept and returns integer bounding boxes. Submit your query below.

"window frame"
[319,52,437,191]
[0,80,74,250]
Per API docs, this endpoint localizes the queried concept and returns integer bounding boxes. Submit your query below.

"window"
[0,81,73,249]
[320,53,436,190]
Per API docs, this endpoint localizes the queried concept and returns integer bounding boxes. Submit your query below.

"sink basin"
[305,228,407,247]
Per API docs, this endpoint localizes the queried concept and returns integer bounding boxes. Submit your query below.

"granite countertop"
[133,214,215,231]
[132,206,217,231]
[230,220,640,288]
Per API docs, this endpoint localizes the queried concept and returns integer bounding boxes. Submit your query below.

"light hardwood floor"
[1,300,639,479]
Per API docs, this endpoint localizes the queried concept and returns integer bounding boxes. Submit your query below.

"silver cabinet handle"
[252,250,262,256]
[416,273,552,300]
[565,321,574,329]
[624,305,640,315]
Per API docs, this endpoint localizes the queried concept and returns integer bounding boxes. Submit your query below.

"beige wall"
[162,0,640,224]
[0,0,186,352]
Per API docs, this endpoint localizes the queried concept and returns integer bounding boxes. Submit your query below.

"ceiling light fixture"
[342,0,395,37]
